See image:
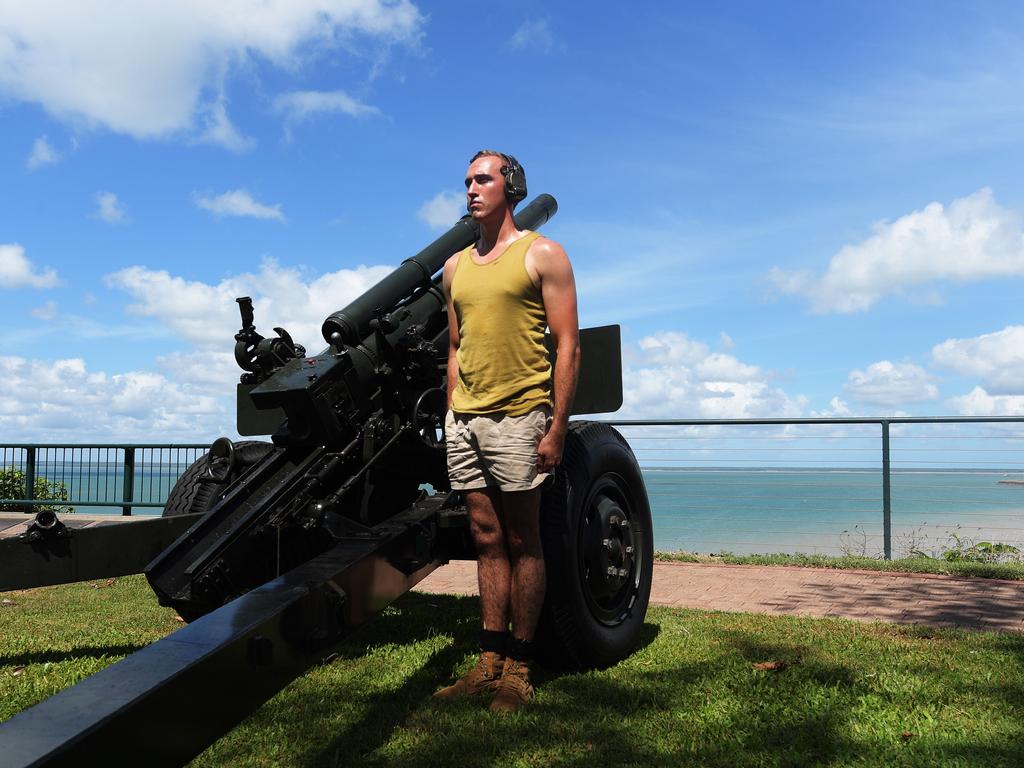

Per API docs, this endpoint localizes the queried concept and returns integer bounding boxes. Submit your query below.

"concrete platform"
[415,559,1024,633]
[0,513,146,539]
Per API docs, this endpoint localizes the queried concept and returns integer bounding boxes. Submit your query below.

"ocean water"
[15,464,1024,558]
[644,469,1024,557]
[10,461,190,516]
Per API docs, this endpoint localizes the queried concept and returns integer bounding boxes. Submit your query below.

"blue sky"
[2,1,1024,441]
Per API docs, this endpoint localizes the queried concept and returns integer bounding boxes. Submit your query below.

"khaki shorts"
[445,406,552,492]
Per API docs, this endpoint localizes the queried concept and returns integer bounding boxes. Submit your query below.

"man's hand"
[537,424,566,473]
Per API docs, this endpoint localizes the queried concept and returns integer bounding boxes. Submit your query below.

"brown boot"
[433,651,505,698]
[489,657,534,713]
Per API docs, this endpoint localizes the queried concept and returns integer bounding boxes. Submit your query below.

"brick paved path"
[415,559,1024,633]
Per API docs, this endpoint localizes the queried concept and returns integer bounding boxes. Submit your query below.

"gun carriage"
[0,194,653,766]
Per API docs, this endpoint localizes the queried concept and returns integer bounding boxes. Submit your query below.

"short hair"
[470,149,513,166]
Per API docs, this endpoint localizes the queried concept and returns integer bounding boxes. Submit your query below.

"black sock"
[479,629,509,654]
[506,636,536,662]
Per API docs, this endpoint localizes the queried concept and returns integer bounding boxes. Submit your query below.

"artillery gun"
[0,194,653,766]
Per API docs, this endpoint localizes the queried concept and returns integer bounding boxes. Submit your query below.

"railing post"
[881,421,891,560]
[122,447,135,516]
[24,446,36,514]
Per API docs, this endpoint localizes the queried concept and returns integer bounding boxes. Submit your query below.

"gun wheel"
[163,440,274,518]
[538,421,653,670]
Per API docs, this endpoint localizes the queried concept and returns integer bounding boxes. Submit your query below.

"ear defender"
[501,155,528,204]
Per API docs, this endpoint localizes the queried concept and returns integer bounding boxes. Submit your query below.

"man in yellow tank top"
[433,151,580,712]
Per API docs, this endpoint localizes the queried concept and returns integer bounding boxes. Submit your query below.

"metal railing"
[604,417,1024,559]
[0,444,208,515]
[3,416,1024,557]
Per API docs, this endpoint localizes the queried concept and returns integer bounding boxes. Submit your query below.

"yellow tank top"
[451,231,552,415]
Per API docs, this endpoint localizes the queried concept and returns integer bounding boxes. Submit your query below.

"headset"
[500,154,528,204]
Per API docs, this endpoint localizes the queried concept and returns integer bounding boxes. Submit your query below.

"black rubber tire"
[162,441,274,517]
[538,421,653,670]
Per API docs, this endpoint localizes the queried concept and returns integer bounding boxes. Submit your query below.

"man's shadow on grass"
[303,591,660,767]
[303,598,856,768]
[294,599,1024,768]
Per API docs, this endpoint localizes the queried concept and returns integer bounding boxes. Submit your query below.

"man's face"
[465,155,508,220]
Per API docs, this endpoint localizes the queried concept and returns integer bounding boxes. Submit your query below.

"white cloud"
[89,258,396,438]
[0,356,228,441]
[26,135,60,169]
[638,331,709,366]
[2,257,401,439]
[509,19,556,53]
[104,257,394,354]
[844,360,938,406]
[619,331,807,419]
[769,188,1024,312]
[194,189,285,221]
[417,191,464,230]
[812,397,854,417]
[0,1,423,147]
[195,98,255,153]
[7,253,415,438]
[946,386,1024,416]
[624,367,806,420]
[274,89,381,122]
[0,244,60,289]
[695,353,762,383]
[932,325,1024,395]
[95,192,125,223]
[156,350,241,390]
[718,331,734,350]
[31,300,58,320]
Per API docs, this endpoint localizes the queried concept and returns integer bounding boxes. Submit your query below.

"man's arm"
[531,239,580,472]
[443,254,461,409]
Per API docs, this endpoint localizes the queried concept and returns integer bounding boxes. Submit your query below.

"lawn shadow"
[301,595,664,767]
[319,655,849,768]
[0,643,146,667]
[197,595,1024,767]
[533,620,661,688]
[301,601,866,767]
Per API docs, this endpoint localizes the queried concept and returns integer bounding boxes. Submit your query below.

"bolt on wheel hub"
[586,492,635,600]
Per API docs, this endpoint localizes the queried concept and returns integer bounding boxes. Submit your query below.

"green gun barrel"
[320,193,558,347]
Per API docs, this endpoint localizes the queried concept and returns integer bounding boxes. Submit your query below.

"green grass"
[656,551,1024,580]
[3,576,1024,766]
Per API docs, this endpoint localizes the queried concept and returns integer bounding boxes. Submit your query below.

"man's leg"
[502,487,545,640]
[434,487,509,698]
[466,488,511,631]
[489,487,545,713]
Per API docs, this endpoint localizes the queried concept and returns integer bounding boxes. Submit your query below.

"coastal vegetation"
[0,467,74,514]
[657,524,1024,580]
[2,576,1023,766]
[656,551,1024,580]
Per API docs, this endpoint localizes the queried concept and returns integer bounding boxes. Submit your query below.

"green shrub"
[941,531,1021,563]
[0,467,74,514]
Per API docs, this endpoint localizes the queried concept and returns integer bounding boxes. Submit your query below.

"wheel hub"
[586,492,635,600]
